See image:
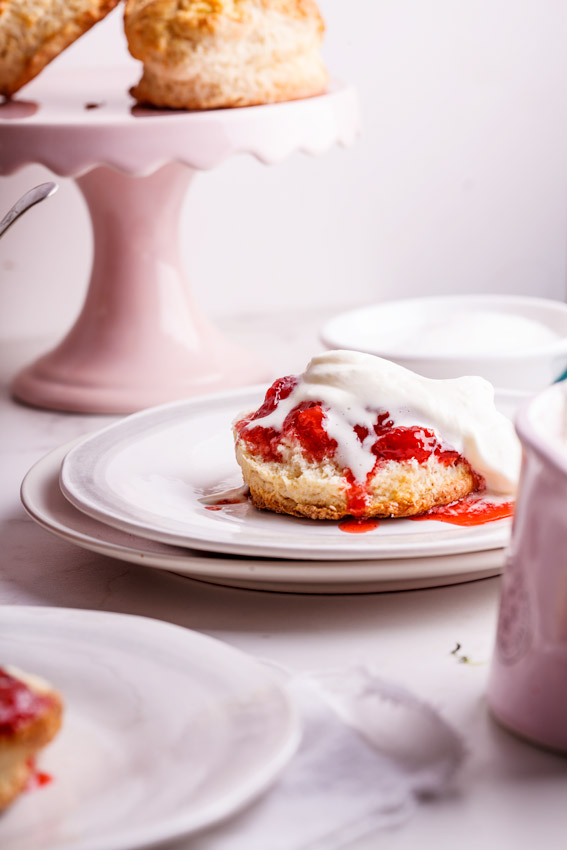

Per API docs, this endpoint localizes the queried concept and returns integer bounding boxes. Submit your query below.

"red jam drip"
[235,376,299,463]
[242,375,298,424]
[0,669,52,736]
[344,469,370,516]
[339,517,380,534]
[410,495,514,526]
[25,759,53,790]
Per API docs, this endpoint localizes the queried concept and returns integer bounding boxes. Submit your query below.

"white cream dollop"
[248,350,521,494]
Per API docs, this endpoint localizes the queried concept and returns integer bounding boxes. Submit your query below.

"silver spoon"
[0,182,58,239]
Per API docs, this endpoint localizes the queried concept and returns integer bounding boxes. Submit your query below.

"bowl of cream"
[320,295,567,392]
[487,380,567,753]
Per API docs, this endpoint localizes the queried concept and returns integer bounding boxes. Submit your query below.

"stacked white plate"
[21,385,516,594]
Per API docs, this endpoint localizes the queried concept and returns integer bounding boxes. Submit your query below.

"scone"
[0,666,63,810]
[124,0,328,109]
[0,0,121,97]
[233,350,521,520]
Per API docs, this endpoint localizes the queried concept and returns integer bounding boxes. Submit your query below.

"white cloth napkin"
[189,664,465,850]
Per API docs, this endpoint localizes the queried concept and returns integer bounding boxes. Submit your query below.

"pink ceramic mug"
[488,381,567,753]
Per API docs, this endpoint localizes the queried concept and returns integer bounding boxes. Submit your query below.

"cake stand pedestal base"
[11,164,265,414]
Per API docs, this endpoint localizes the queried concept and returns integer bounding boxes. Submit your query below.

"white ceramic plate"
[0,607,299,850]
[58,388,513,561]
[21,441,505,593]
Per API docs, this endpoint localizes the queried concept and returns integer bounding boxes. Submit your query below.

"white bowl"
[320,295,567,391]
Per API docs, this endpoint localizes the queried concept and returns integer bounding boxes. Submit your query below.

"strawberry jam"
[343,469,370,515]
[282,402,337,463]
[0,668,52,735]
[33,770,52,787]
[411,495,514,526]
[236,378,337,464]
[244,375,298,423]
[371,415,460,466]
[25,759,53,789]
[339,517,381,533]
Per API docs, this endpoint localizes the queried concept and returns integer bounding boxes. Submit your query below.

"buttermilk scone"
[0,0,121,97]
[233,351,521,520]
[124,0,328,109]
[0,666,63,810]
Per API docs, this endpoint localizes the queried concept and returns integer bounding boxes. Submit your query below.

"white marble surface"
[1,318,567,850]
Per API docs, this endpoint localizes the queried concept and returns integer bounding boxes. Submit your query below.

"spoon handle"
[0,182,58,239]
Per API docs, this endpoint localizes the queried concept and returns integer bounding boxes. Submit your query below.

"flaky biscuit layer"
[235,440,477,520]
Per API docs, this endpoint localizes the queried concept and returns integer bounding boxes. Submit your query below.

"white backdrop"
[1,0,566,340]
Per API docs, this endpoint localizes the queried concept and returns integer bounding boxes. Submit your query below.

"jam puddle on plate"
[338,517,381,534]
[25,759,53,791]
[339,495,513,533]
[410,495,514,526]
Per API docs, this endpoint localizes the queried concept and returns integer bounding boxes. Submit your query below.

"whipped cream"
[247,350,521,494]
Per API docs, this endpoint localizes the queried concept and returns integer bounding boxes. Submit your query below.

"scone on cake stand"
[0,65,359,414]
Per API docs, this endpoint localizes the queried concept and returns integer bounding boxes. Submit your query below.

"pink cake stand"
[0,66,359,413]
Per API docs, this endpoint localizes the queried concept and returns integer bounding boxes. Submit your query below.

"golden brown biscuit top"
[125,0,324,36]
